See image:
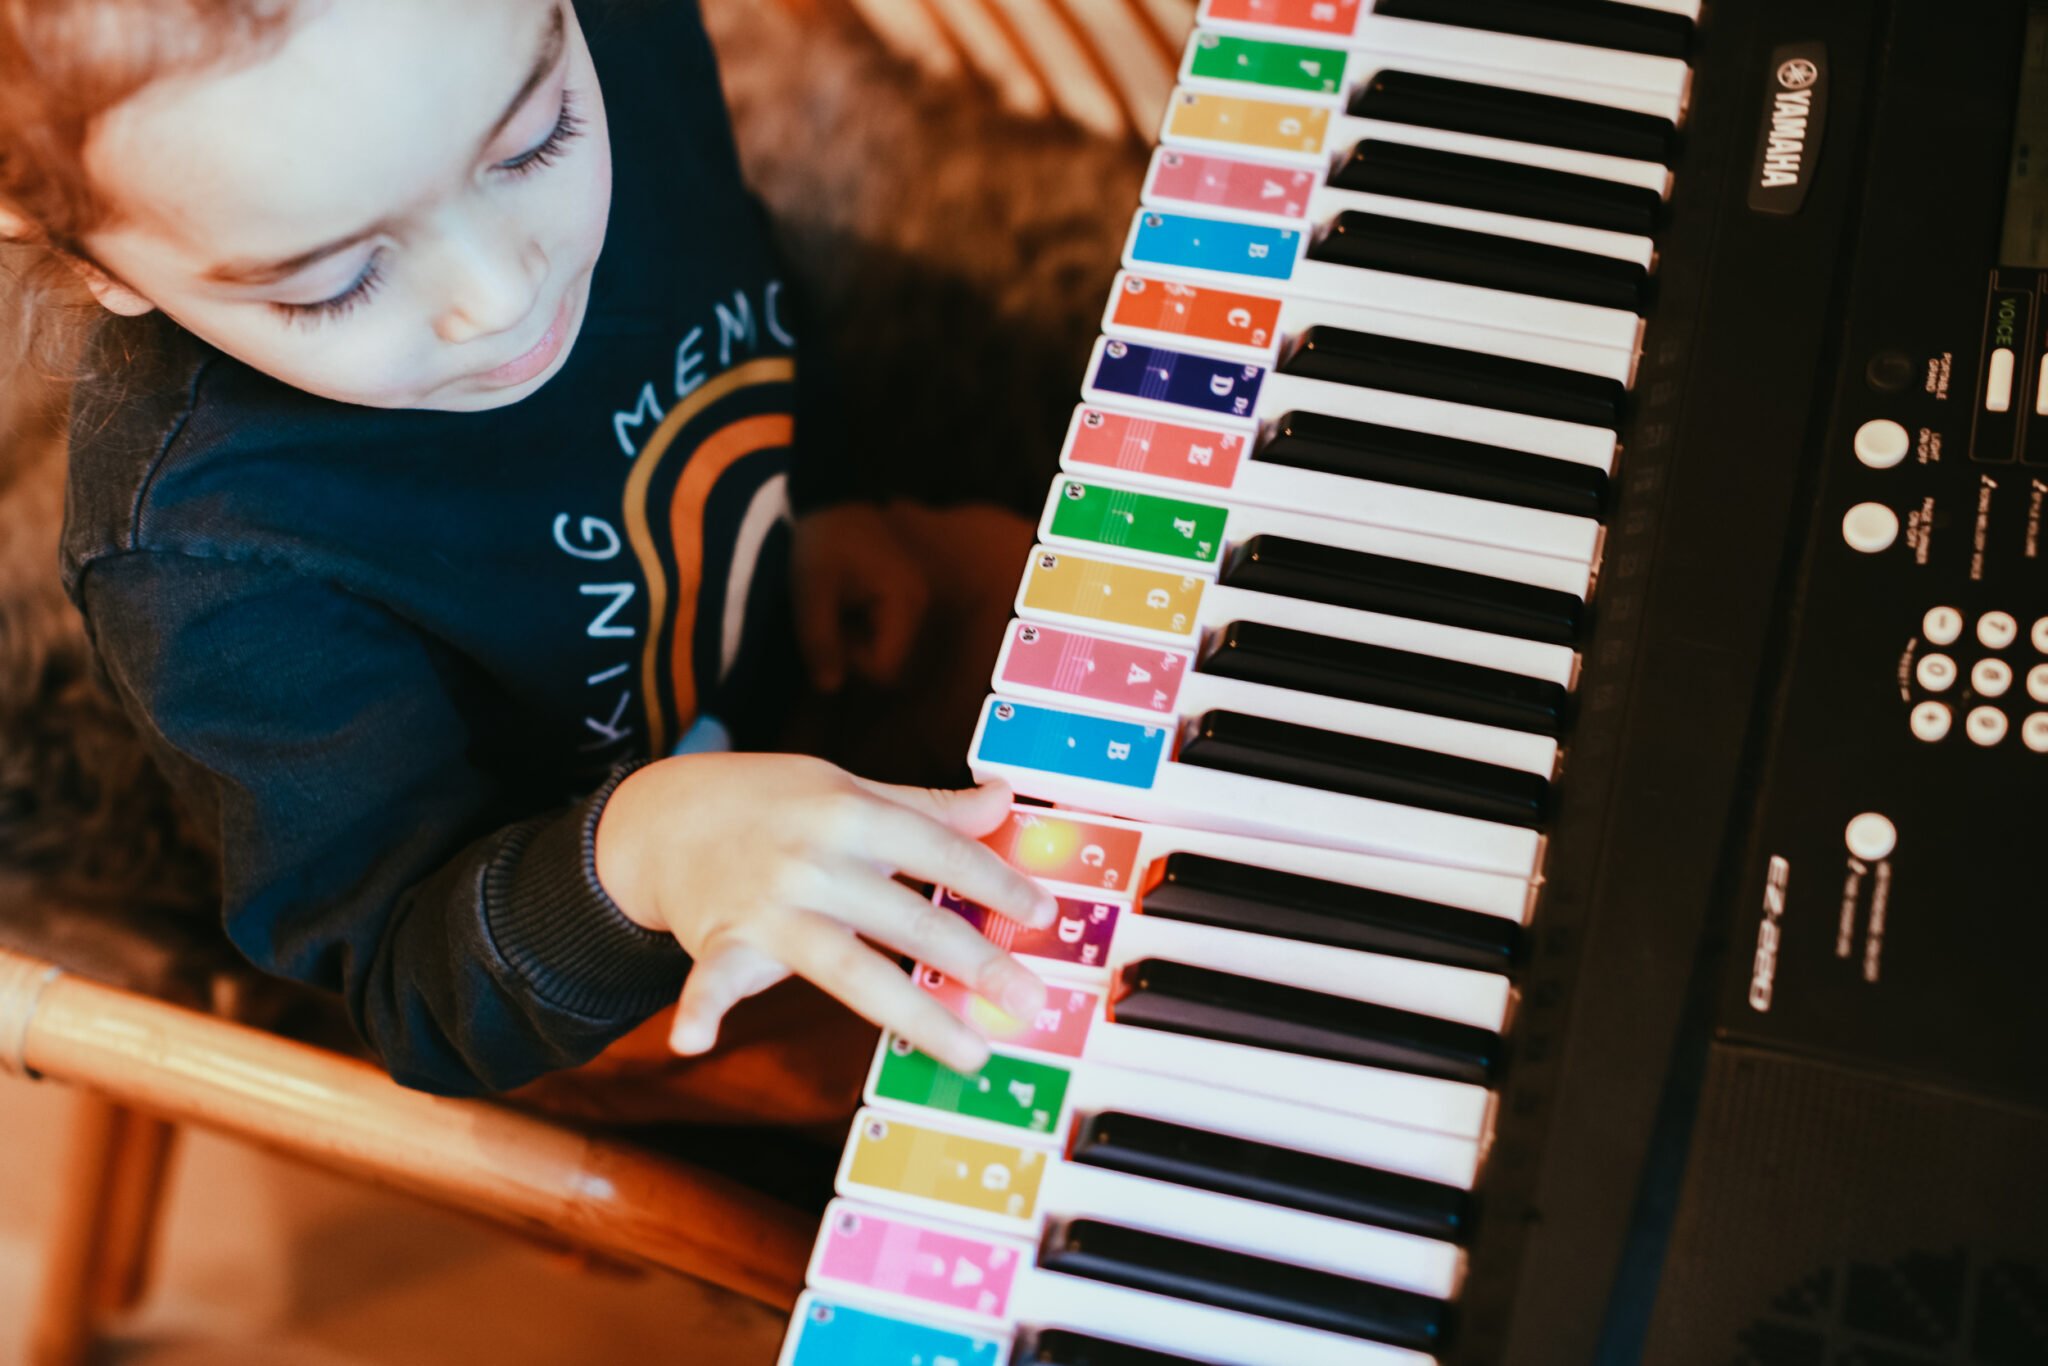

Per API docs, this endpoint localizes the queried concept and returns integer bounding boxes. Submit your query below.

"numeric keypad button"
[2033,616,2048,653]
[1916,653,1957,691]
[1910,701,1952,742]
[2025,713,2048,754]
[1967,706,2009,747]
[1922,606,1963,646]
[2030,663,2048,705]
[1978,611,2018,649]
[1972,659,2014,697]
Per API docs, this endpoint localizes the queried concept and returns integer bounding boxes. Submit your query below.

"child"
[0,0,1053,1108]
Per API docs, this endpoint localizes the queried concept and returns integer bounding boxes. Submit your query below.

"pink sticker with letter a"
[1000,622,1187,713]
[1150,150,1314,221]
[1067,407,1245,489]
[817,1206,1020,1318]
[918,968,1099,1057]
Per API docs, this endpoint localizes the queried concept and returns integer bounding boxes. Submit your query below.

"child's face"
[81,0,612,412]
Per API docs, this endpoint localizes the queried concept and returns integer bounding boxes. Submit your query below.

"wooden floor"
[0,1074,786,1366]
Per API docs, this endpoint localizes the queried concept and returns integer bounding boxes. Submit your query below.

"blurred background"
[0,0,1189,1361]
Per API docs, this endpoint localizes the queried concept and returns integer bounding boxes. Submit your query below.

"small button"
[1842,502,1899,553]
[1988,347,2016,412]
[1844,812,1897,861]
[1910,701,1952,741]
[1972,658,2014,697]
[1867,350,1916,391]
[2030,663,2048,704]
[1916,653,1957,691]
[2033,616,2048,653]
[1978,611,2019,649]
[1922,606,1963,646]
[1852,419,1910,468]
[2026,713,2048,753]
[1967,706,2009,746]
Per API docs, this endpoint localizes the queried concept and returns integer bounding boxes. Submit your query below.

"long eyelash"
[498,89,584,179]
[274,249,387,327]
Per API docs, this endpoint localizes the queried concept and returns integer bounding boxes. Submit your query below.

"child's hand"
[593,755,1053,1074]
[791,502,931,694]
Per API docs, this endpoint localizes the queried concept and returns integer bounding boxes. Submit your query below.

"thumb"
[855,776,1015,836]
[670,943,791,1054]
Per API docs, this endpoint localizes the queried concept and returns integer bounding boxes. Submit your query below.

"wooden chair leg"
[27,1093,177,1366]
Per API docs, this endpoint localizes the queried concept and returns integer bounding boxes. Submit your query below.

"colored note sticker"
[1130,212,1300,283]
[999,621,1189,714]
[1092,339,1265,418]
[976,698,1168,790]
[981,808,1144,892]
[1019,549,1206,638]
[1165,91,1330,156]
[816,1206,1024,1318]
[846,1112,1049,1220]
[873,1031,1073,1132]
[1068,407,1248,489]
[786,1296,1003,1366]
[1112,274,1282,351]
[1149,150,1315,222]
[939,887,1122,969]
[1189,32,1346,96]
[1203,0,1363,37]
[1049,480,1228,564]
[918,968,1101,1059]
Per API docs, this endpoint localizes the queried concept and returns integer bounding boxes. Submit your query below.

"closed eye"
[272,249,387,327]
[496,88,584,178]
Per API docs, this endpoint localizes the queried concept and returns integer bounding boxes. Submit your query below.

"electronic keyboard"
[781,0,2048,1362]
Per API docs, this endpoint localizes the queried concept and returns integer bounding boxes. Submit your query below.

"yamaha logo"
[1777,57,1818,89]
[1750,43,1828,215]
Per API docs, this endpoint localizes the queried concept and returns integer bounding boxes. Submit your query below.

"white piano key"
[1022,1270,1438,1366]
[1037,476,1593,594]
[1104,266,1636,381]
[1255,368,1620,470]
[1083,1022,1493,1135]
[1355,15,1689,112]
[1046,1160,1463,1295]
[1109,912,1511,1030]
[991,629,1559,773]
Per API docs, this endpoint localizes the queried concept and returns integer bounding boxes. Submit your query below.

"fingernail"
[990,961,1047,1022]
[670,1017,714,1054]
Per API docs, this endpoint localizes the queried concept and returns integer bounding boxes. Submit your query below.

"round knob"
[1842,503,1899,553]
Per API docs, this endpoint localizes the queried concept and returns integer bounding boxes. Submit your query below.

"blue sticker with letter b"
[977,700,1166,788]
[786,1298,1001,1366]
[1131,211,1298,280]
[1092,340,1264,419]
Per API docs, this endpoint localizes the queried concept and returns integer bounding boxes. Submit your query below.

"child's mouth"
[474,291,575,389]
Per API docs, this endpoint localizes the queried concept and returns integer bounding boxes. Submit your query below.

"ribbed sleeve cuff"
[482,761,690,1020]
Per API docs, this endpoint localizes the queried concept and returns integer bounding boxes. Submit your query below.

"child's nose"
[432,231,547,345]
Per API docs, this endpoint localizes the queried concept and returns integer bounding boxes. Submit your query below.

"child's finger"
[669,942,790,1054]
[852,775,1013,834]
[793,580,849,694]
[841,790,1056,929]
[779,911,990,1074]
[814,865,1047,1022]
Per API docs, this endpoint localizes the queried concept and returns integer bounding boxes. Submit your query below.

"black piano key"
[1309,211,1647,313]
[1071,1110,1472,1242]
[1201,617,1569,737]
[1176,709,1549,827]
[1219,533,1586,645]
[1113,957,1501,1085]
[1352,69,1677,166]
[1332,138,1661,237]
[1016,1329,1214,1366]
[1140,848,1522,972]
[1260,409,1610,520]
[1038,1218,1452,1351]
[1280,325,1626,429]
[1376,0,1692,59]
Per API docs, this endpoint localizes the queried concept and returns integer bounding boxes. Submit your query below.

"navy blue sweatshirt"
[60,0,851,1095]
